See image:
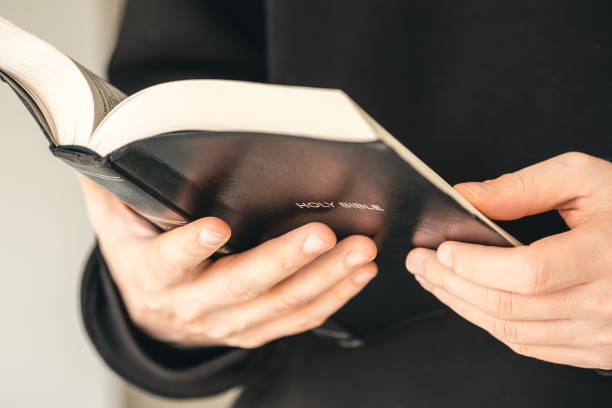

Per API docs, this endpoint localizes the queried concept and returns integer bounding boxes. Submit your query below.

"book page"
[0,70,53,142]
[0,17,94,146]
[75,63,127,131]
[89,80,379,155]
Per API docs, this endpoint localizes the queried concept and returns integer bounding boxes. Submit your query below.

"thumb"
[454,152,612,224]
[147,217,231,286]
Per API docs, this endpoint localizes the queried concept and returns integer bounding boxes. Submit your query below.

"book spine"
[51,146,190,231]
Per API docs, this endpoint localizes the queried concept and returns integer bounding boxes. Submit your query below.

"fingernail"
[302,234,333,255]
[198,228,227,247]
[437,244,453,269]
[415,275,433,291]
[461,181,491,196]
[345,251,372,268]
[353,269,376,285]
[405,253,424,276]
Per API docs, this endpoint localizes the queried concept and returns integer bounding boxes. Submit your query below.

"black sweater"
[82,1,612,406]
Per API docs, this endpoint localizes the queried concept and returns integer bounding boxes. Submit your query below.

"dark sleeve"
[81,245,273,398]
[79,1,273,398]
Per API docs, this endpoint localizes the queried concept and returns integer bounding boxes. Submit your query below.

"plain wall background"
[0,1,239,407]
[0,1,124,407]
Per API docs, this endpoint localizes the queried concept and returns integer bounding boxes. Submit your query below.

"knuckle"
[270,239,300,271]
[224,272,258,300]
[272,292,297,315]
[277,255,299,273]
[500,171,535,197]
[559,151,592,168]
[493,319,521,343]
[529,259,551,295]
[517,250,550,294]
[273,236,310,271]
[173,302,205,325]
[297,313,326,332]
[486,289,515,319]
[509,342,533,357]
[205,324,239,341]
[502,321,519,342]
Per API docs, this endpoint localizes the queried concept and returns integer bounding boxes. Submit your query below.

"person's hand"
[406,152,612,370]
[78,175,377,348]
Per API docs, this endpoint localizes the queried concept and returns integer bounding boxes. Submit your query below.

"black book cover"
[60,131,513,344]
[2,70,514,344]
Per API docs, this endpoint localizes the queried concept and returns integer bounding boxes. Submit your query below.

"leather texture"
[58,130,513,340]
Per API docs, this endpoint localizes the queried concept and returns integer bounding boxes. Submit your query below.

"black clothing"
[83,1,612,406]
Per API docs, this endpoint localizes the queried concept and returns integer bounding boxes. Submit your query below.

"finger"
[77,173,119,215]
[433,223,612,294]
[147,216,231,286]
[502,342,612,370]
[176,223,337,308]
[222,263,378,349]
[77,173,157,239]
[406,248,577,320]
[453,152,612,225]
[413,275,578,346]
[200,235,377,331]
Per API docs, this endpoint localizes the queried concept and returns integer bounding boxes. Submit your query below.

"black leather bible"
[0,17,518,345]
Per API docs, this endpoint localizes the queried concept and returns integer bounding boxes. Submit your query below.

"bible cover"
[1,67,514,345]
[53,131,513,345]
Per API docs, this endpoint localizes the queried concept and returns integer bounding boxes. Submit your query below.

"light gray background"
[1,1,237,407]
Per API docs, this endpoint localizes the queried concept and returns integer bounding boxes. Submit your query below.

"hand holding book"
[406,153,612,370]
[1,16,518,341]
[3,17,612,368]
[79,175,377,348]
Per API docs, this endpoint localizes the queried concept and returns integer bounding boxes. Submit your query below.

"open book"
[0,17,518,343]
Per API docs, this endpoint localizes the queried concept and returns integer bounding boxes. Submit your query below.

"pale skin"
[78,174,378,348]
[81,151,612,369]
[406,152,612,370]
